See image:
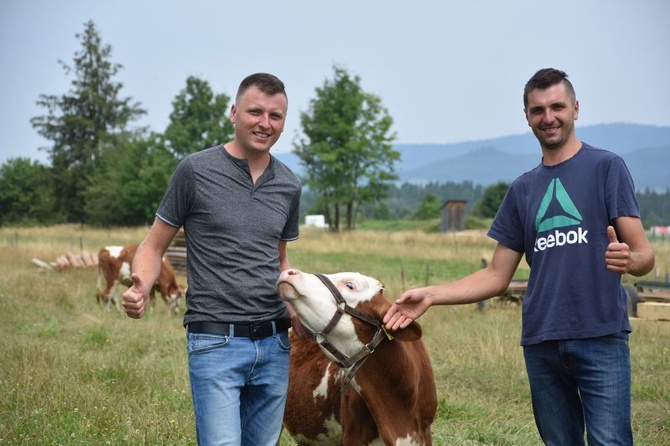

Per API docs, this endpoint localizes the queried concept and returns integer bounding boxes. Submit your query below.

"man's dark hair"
[236,73,287,104]
[523,68,576,108]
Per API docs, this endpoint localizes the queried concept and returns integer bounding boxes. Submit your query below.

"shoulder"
[271,155,302,187]
[175,145,229,173]
[185,145,224,163]
[580,142,621,163]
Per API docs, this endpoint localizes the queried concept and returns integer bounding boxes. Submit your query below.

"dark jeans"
[523,332,632,446]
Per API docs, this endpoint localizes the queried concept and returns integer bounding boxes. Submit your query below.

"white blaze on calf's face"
[105,246,124,258]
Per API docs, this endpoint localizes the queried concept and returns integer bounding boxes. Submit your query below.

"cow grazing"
[277,269,437,446]
[96,244,184,314]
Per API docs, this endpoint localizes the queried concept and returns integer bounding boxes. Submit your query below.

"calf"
[277,269,437,446]
[97,244,184,313]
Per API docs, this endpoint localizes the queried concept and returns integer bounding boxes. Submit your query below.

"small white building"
[305,214,328,228]
[651,226,670,236]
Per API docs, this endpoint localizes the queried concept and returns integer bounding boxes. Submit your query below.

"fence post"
[477,258,488,311]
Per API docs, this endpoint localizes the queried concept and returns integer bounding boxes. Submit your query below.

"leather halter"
[311,274,394,390]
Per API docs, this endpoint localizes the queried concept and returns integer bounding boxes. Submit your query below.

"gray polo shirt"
[156,145,301,325]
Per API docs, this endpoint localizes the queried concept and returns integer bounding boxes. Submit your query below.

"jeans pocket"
[597,331,629,346]
[187,332,230,355]
[275,330,292,351]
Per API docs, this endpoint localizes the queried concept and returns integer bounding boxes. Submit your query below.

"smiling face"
[229,85,287,157]
[524,82,579,156]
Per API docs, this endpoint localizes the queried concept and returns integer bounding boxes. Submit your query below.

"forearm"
[132,218,179,290]
[424,268,511,306]
[132,243,164,290]
[278,241,291,271]
[628,246,655,277]
[610,218,655,277]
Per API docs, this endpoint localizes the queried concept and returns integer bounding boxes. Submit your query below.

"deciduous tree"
[472,181,510,218]
[294,66,398,230]
[163,76,234,157]
[0,158,60,225]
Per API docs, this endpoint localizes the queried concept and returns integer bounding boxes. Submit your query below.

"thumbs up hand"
[122,273,149,319]
[605,225,631,275]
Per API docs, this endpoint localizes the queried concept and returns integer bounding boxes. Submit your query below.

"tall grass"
[1,225,668,445]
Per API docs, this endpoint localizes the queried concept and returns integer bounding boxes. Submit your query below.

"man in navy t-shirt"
[384,68,655,445]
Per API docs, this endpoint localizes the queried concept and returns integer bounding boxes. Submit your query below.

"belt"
[187,319,291,339]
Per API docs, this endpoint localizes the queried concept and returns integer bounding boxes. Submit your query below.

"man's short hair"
[524,68,576,108]
[236,73,287,104]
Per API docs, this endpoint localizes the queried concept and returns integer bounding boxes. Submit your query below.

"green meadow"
[1,225,668,445]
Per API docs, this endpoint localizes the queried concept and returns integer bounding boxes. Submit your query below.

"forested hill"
[276,123,670,191]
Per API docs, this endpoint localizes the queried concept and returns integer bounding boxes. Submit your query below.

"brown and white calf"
[96,244,184,313]
[277,269,437,446]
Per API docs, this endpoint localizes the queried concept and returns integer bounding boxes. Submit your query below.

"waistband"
[187,319,291,339]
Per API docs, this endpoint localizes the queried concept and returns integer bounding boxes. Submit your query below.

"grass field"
[1,225,668,445]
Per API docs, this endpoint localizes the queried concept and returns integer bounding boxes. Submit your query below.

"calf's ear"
[389,320,423,342]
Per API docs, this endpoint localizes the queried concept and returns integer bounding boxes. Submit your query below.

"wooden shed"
[440,200,467,232]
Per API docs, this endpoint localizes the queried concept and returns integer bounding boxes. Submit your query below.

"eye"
[343,281,355,290]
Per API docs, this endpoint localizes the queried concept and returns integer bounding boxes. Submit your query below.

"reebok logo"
[534,178,588,252]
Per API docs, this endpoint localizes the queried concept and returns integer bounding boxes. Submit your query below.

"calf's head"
[277,269,421,362]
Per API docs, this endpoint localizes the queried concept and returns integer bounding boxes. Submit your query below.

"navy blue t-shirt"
[488,143,640,345]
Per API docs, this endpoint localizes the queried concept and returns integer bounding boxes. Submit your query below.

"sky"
[1,0,669,165]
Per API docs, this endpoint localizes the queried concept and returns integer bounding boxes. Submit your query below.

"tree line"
[353,183,670,229]
[0,21,397,231]
[1,21,669,230]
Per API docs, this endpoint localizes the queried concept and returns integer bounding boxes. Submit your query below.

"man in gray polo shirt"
[122,73,303,445]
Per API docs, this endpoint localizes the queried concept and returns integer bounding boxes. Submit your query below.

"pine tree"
[31,20,146,222]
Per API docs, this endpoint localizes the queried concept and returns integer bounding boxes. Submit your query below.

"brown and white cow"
[277,269,437,446]
[96,244,184,314]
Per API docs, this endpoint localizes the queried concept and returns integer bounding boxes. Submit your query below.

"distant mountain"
[274,123,670,191]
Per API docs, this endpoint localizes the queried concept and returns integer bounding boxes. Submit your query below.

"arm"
[279,240,309,338]
[606,220,655,276]
[122,218,180,319]
[278,240,291,271]
[383,243,523,330]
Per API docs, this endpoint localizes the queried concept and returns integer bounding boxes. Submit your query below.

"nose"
[278,268,301,282]
[541,109,556,124]
[259,113,271,128]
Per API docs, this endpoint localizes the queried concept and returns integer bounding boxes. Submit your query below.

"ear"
[523,108,532,127]
[230,104,237,124]
[391,319,423,342]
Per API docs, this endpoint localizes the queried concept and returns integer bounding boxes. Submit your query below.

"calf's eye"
[343,281,355,290]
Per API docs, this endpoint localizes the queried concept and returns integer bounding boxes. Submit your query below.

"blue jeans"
[186,329,291,446]
[523,332,632,446]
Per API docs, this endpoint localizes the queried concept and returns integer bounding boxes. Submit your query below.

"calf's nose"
[278,268,301,282]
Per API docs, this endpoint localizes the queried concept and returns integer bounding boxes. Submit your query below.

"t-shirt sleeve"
[488,184,526,253]
[606,156,640,222]
[156,158,195,228]
[281,183,301,241]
